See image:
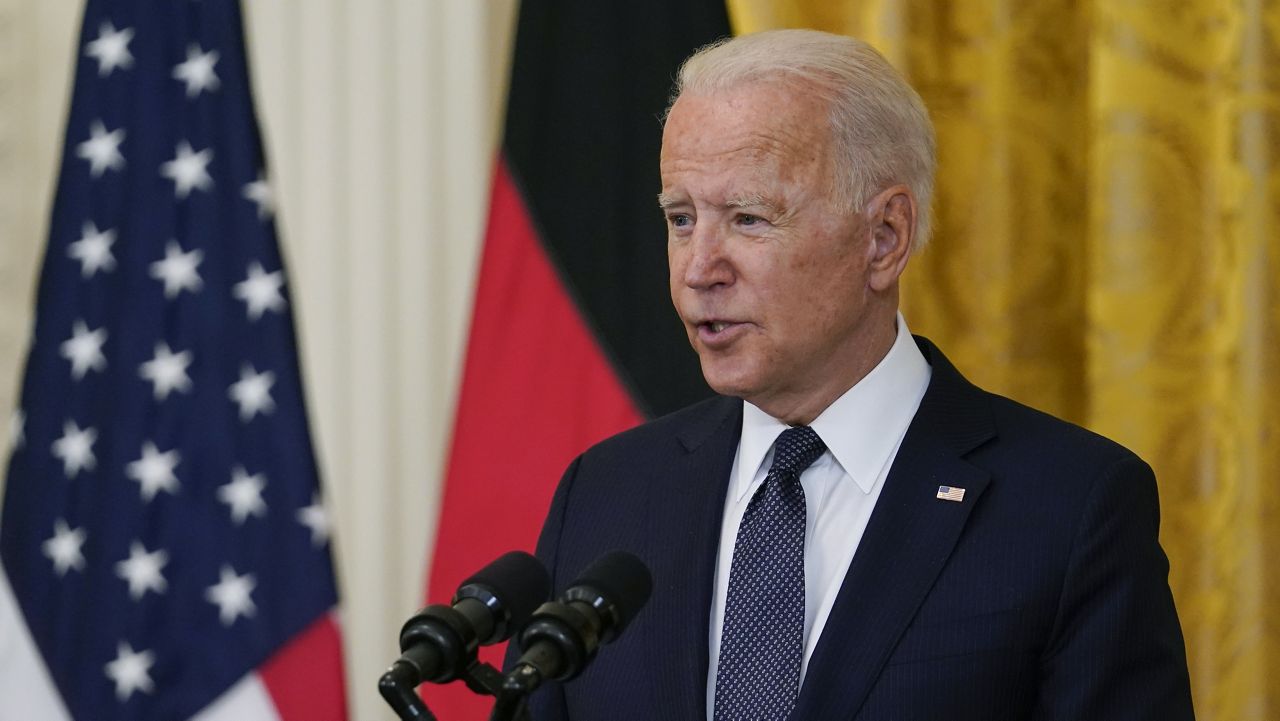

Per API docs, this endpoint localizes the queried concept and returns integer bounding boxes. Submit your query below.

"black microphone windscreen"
[575,550,653,629]
[458,551,551,631]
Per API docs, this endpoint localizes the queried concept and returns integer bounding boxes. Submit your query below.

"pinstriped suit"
[518,337,1195,720]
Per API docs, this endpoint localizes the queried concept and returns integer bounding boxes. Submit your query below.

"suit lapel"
[645,397,741,721]
[792,338,996,720]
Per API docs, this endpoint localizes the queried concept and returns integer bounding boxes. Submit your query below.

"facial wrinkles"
[662,89,830,205]
[667,133,818,202]
[663,95,844,323]
[659,82,894,422]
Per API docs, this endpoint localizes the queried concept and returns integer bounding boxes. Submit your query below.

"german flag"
[423,1,731,717]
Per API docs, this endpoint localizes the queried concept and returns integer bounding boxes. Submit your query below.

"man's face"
[661,81,883,419]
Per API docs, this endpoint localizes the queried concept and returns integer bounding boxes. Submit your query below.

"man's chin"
[697,359,761,400]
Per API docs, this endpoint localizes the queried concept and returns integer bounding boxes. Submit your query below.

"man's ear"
[865,184,916,292]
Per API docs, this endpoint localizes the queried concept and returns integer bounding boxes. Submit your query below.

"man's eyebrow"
[725,195,780,212]
[656,193,686,209]
[656,194,782,211]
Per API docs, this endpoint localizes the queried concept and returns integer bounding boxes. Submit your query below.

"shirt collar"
[734,313,931,500]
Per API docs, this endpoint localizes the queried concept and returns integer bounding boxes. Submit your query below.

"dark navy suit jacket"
[518,337,1194,720]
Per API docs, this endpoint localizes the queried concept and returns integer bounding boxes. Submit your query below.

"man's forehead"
[665,95,815,148]
[658,153,779,198]
[662,89,830,170]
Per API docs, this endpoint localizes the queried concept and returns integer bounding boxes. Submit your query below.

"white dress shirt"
[706,314,932,718]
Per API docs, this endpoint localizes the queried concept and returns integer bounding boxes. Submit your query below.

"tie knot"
[769,426,826,479]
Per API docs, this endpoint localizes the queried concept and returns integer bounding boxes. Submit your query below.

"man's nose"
[681,226,733,290]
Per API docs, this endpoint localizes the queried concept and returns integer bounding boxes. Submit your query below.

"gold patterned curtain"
[726,1,1280,718]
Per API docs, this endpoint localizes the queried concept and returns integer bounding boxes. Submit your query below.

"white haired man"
[519,29,1194,721]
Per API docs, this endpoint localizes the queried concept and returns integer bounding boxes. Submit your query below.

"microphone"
[380,550,550,695]
[505,551,653,692]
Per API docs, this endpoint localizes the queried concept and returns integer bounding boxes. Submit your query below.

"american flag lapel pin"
[936,485,966,502]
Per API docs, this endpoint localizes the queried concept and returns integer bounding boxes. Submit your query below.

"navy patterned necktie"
[714,425,827,721]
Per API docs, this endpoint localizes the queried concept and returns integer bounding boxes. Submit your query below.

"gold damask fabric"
[727,1,1280,718]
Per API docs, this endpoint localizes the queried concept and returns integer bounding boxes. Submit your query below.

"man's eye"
[737,214,763,226]
[668,214,693,228]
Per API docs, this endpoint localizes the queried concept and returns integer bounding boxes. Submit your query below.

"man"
[520,29,1194,720]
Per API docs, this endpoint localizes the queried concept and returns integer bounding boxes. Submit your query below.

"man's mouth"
[695,319,748,347]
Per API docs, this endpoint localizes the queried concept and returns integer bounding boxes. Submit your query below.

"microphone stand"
[376,660,437,717]
[378,660,436,720]
[378,657,531,721]
[489,664,539,721]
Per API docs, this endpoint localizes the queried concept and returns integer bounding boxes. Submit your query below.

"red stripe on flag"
[259,613,348,720]
[423,157,643,719]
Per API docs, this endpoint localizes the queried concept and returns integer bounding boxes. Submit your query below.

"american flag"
[935,485,966,502]
[0,1,347,719]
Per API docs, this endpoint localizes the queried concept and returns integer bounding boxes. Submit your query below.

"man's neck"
[751,314,899,426]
